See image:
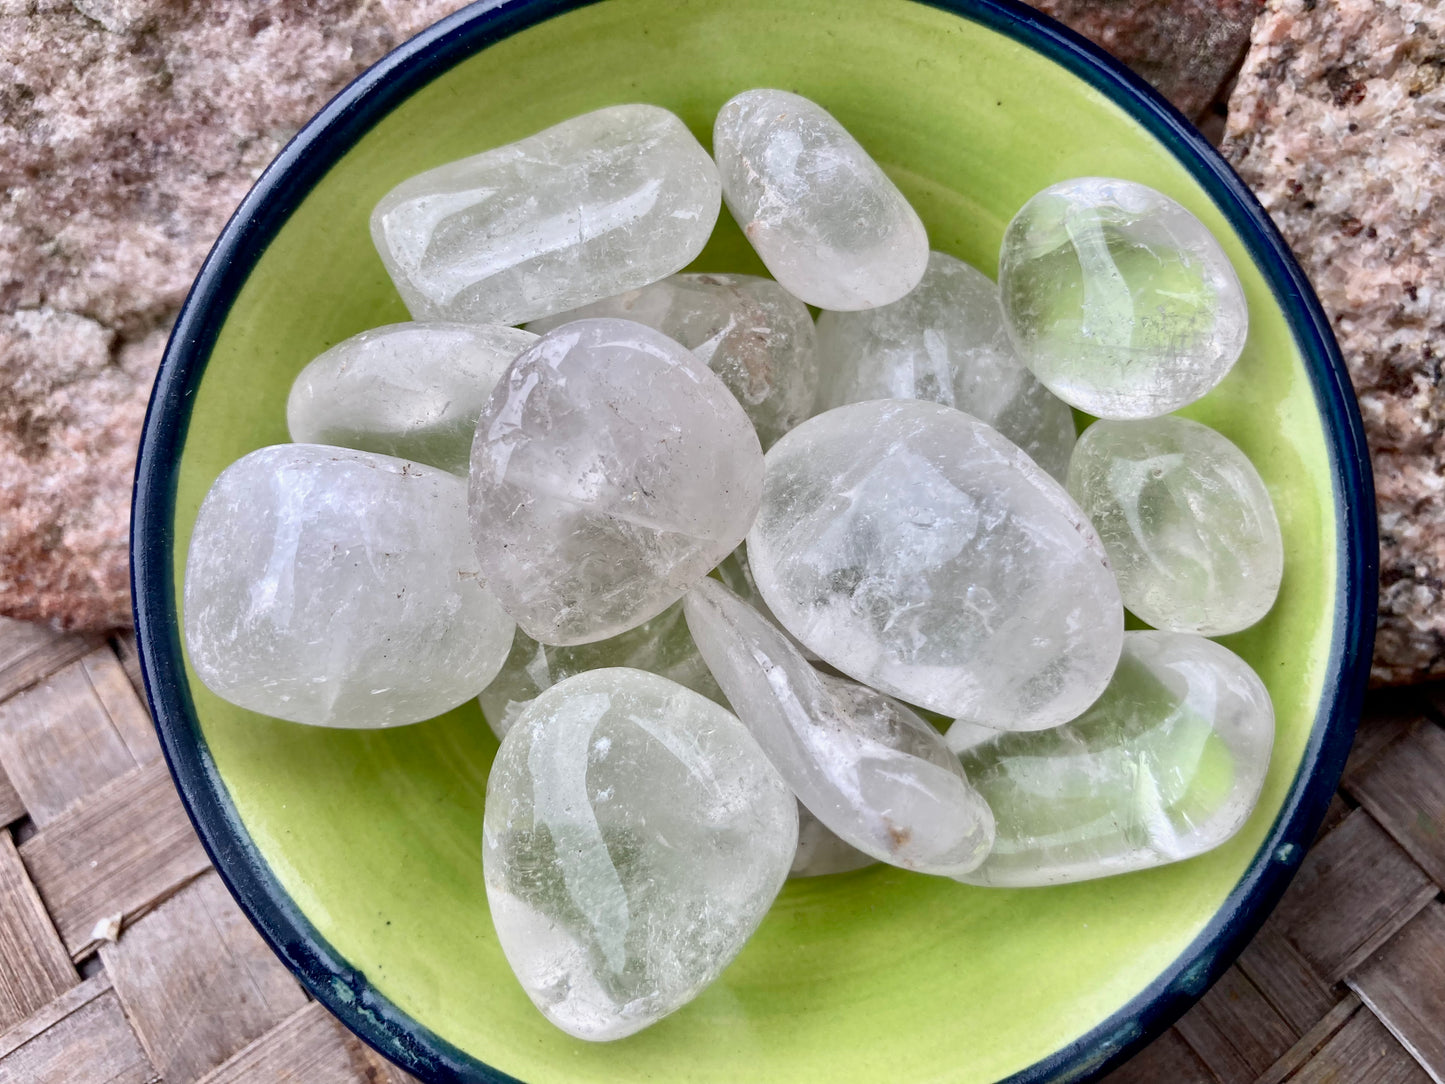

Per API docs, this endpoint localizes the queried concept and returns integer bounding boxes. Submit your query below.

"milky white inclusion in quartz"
[482,668,796,1040]
[478,601,724,740]
[469,318,764,646]
[286,322,536,475]
[748,399,1123,729]
[951,632,1274,887]
[183,445,514,727]
[816,251,1077,480]
[1068,416,1283,635]
[791,805,877,878]
[684,577,994,876]
[529,273,818,449]
[998,177,1248,419]
[371,105,720,326]
[712,89,928,310]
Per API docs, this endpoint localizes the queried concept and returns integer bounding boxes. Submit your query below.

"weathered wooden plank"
[1254,995,1362,1084]
[1102,1027,1216,1084]
[0,763,22,828]
[195,1001,420,1084]
[1236,908,1341,1033]
[1313,793,1352,844]
[0,832,77,1030]
[1342,688,1426,790]
[1172,964,1297,1083]
[1288,1002,1433,1084]
[0,982,157,1084]
[19,760,210,957]
[1348,902,1445,1078]
[0,972,111,1061]
[0,618,98,703]
[1267,808,1436,981]
[101,871,308,1084]
[1345,717,1445,889]
[111,632,147,702]
[82,649,160,767]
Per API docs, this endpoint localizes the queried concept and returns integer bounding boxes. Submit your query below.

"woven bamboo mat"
[0,615,1440,1084]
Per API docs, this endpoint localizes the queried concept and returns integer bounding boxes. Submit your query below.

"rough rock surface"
[1222,0,1445,683]
[0,0,467,630]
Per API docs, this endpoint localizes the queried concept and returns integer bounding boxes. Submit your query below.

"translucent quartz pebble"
[998,177,1248,419]
[469,318,764,645]
[791,805,877,878]
[713,89,928,310]
[371,105,720,326]
[183,444,514,727]
[1067,416,1284,635]
[528,273,819,449]
[713,545,817,660]
[483,668,796,1040]
[951,632,1274,887]
[479,602,724,740]
[286,322,536,475]
[684,578,994,876]
[748,399,1124,729]
[815,251,1077,480]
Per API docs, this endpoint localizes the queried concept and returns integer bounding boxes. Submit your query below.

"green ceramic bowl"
[131,1,1376,1080]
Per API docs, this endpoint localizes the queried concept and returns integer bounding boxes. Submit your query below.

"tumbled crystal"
[815,251,1077,481]
[478,601,725,740]
[286,322,537,475]
[998,177,1248,418]
[371,105,720,326]
[183,444,514,727]
[482,668,796,1040]
[684,578,994,876]
[713,89,928,310]
[529,273,819,448]
[951,632,1274,887]
[713,545,816,660]
[469,318,764,645]
[747,398,1123,729]
[792,805,877,878]
[1067,416,1283,635]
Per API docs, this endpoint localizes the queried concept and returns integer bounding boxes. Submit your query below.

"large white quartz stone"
[1068,416,1284,635]
[712,89,928,310]
[529,273,818,448]
[815,251,1077,481]
[469,318,764,646]
[478,601,724,740]
[684,578,994,876]
[998,177,1248,419]
[371,105,720,326]
[286,322,536,475]
[951,632,1274,887]
[791,804,877,878]
[183,444,514,727]
[482,668,796,1040]
[747,399,1124,729]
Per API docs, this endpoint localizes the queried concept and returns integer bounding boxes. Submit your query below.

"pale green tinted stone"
[183,445,514,728]
[482,668,796,1040]
[371,105,720,325]
[478,602,725,740]
[1067,416,1283,635]
[951,631,1274,887]
[286,322,536,475]
[998,178,1248,419]
[816,251,1076,480]
[528,273,818,449]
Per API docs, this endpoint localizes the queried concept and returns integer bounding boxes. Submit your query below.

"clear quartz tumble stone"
[951,631,1274,887]
[482,668,796,1040]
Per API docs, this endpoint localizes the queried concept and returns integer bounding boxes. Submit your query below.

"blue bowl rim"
[130,0,1378,1081]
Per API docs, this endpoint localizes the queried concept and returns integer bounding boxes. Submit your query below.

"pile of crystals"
[183,91,1283,1042]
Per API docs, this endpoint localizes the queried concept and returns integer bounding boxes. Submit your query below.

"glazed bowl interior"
[132,0,1375,1081]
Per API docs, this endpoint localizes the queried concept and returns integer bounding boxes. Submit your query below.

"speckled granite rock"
[0,0,467,630]
[1223,0,1445,684]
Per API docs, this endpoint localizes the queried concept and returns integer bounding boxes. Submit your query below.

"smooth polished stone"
[528,273,819,449]
[371,104,720,325]
[469,318,764,645]
[713,545,817,660]
[482,668,796,1040]
[998,177,1248,418]
[747,398,1124,729]
[183,444,514,727]
[952,631,1275,887]
[1067,416,1284,634]
[684,577,994,876]
[713,89,928,310]
[815,251,1076,480]
[286,322,537,475]
[791,805,878,878]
